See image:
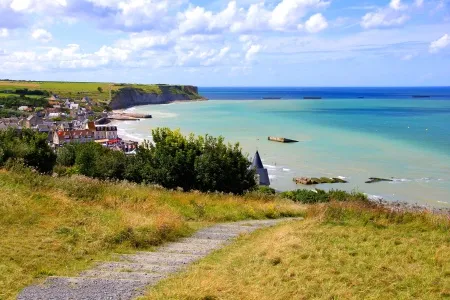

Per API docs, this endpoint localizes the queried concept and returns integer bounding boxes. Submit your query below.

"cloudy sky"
[0,0,449,86]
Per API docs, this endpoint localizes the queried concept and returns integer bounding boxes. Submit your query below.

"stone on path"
[18,218,301,300]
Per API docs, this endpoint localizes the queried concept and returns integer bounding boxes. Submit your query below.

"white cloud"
[116,32,172,51]
[178,0,330,34]
[0,43,132,72]
[174,44,232,67]
[269,0,330,30]
[415,0,424,7]
[401,53,415,60]
[9,0,67,12]
[203,46,230,66]
[230,3,271,32]
[245,44,261,61]
[304,13,328,33]
[0,28,9,37]
[389,0,407,11]
[361,1,410,29]
[31,29,53,43]
[429,33,450,53]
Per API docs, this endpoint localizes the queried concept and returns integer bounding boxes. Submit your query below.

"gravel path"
[18,218,301,300]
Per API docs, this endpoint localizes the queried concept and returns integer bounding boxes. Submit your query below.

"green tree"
[0,128,56,173]
[56,144,76,167]
[97,87,103,93]
[137,128,256,193]
[194,135,256,194]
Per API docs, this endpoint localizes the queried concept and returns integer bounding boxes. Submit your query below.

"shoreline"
[110,100,450,209]
[369,197,450,216]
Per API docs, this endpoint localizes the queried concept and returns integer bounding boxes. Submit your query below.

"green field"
[0,81,195,103]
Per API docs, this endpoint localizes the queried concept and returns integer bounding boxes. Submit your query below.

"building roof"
[55,129,93,139]
[36,124,50,132]
[252,151,264,169]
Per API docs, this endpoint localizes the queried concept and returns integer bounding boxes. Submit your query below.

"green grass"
[145,201,450,299]
[0,81,200,104]
[0,169,304,299]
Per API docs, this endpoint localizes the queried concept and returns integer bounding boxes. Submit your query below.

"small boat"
[412,95,431,98]
[262,97,282,99]
[303,96,322,99]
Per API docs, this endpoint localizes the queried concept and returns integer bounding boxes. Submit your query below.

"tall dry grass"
[146,200,450,299]
[0,169,304,299]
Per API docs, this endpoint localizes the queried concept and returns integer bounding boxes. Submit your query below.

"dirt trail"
[18,218,301,300]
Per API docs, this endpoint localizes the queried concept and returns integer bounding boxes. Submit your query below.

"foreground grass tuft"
[0,170,304,299]
[145,201,450,300]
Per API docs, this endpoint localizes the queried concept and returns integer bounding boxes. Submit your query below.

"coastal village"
[0,91,139,154]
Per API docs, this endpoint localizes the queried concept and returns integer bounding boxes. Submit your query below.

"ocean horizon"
[112,86,450,208]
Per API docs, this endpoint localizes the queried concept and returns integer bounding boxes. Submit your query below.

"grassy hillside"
[146,201,450,299]
[0,169,304,300]
[0,80,200,104]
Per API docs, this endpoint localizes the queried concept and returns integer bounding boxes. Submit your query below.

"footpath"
[19,218,301,300]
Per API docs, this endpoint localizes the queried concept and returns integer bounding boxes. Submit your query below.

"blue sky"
[0,0,449,86]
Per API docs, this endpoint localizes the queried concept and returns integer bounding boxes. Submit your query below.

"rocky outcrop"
[294,177,348,185]
[365,177,393,184]
[109,85,205,110]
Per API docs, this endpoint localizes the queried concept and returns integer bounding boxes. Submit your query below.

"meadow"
[145,201,450,299]
[0,169,304,300]
[0,81,175,103]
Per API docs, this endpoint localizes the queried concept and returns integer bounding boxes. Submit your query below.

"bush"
[0,128,56,173]
[132,128,256,194]
[56,128,257,194]
[280,189,367,204]
[58,142,127,181]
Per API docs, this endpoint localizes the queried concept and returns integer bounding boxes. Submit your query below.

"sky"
[0,0,449,86]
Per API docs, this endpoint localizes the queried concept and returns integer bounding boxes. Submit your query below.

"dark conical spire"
[252,151,264,169]
[251,151,270,186]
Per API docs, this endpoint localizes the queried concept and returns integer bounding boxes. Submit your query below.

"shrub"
[127,128,256,194]
[280,189,367,204]
[55,128,257,194]
[0,128,56,173]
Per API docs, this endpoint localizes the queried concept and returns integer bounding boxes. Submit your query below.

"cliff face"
[109,85,204,110]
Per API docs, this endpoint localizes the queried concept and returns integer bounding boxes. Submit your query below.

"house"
[53,129,94,146]
[0,121,20,130]
[95,125,118,140]
[48,112,61,119]
[85,122,118,140]
[58,122,74,131]
[0,117,20,129]
[36,124,51,133]
[47,107,62,114]
[70,103,79,110]
[251,151,270,186]
[26,115,42,128]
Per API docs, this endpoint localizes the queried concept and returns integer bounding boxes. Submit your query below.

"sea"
[112,87,450,207]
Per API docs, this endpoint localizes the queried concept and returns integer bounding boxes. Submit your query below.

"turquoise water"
[114,99,450,207]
